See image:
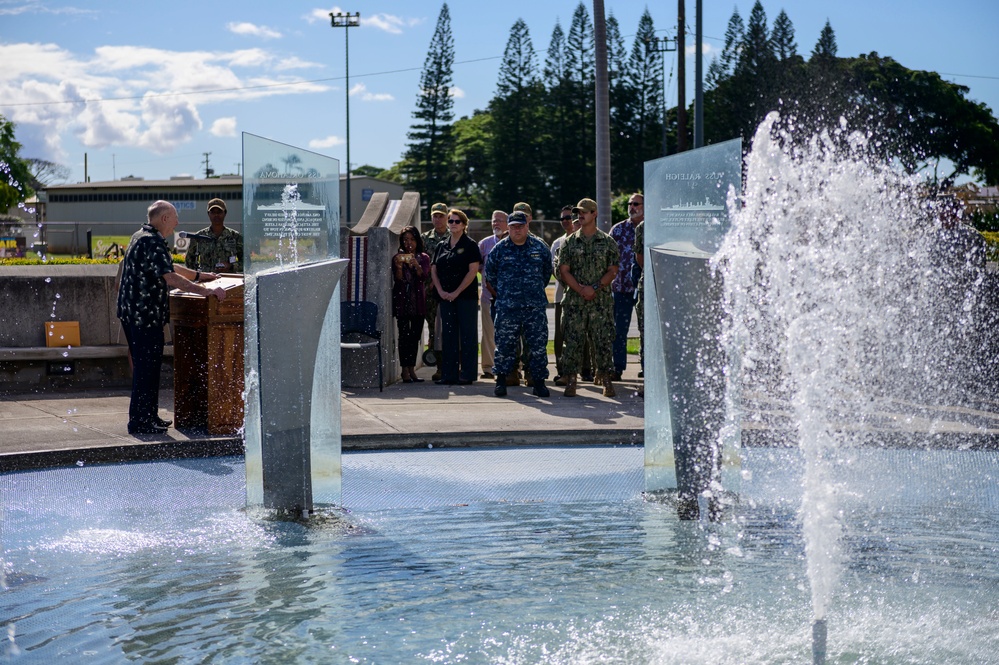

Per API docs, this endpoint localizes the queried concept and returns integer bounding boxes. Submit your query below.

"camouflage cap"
[507,211,528,225]
[571,198,597,214]
[430,202,448,215]
[512,202,532,216]
[207,198,227,213]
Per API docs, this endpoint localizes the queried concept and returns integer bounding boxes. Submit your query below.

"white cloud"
[349,82,394,102]
[274,56,325,71]
[688,42,717,57]
[451,87,465,99]
[0,41,328,160]
[227,22,282,40]
[308,135,344,149]
[210,117,238,137]
[0,3,94,16]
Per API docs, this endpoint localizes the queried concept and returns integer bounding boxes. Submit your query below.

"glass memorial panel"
[643,138,742,493]
[242,133,344,509]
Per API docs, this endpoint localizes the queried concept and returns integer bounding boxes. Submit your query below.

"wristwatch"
[591,282,601,291]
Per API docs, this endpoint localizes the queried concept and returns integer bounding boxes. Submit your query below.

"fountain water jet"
[716,111,994,662]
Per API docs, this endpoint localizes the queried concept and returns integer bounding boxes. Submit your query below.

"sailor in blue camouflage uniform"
[483,210,553,398]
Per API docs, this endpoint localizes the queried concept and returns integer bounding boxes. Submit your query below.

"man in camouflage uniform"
[554,198,620,397]
[422,202,450,378]
[184,198,243,273]
[483,211,552,398]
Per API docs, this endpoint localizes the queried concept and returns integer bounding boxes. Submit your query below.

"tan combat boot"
[593,370,605,385]
[506,369,522,386]
[602,375,616,398]
[563,373,578,397]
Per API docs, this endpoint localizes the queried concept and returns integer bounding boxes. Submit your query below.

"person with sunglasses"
[608,192,644,382]
[430,209,482,385]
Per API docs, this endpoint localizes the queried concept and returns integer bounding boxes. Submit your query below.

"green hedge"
[983,231,999,262]
[0,254,186,266]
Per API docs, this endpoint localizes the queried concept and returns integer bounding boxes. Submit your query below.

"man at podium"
[118,200,227,435]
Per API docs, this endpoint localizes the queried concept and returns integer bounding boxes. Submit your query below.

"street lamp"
[330,11,359,227]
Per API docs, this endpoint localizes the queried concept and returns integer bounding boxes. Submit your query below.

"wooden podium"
[169,276,245,435]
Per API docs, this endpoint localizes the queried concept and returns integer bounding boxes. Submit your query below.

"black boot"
[494,374,508,397]
[532,379,550,398]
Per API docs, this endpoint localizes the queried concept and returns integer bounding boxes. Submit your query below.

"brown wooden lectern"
[169,276,245,435]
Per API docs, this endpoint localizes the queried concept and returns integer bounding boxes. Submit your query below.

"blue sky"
[1,0,997,185]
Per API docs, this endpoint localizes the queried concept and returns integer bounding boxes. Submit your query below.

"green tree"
[0,115,33,211]
[563,2,596,200]
[620,9,663,192]
[541,20,579,213]
[489,18,546,212]
[706,8,744,89]
[25,158,70,190]
[844,53,999,185]
[770,10,797,61]
[607,12,634,194]
[404,2,456,212]
[450,110,493,213]
[811,20,838,61]
[352,164,384,178]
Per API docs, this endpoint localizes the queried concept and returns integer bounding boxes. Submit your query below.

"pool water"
[3,446,998,664]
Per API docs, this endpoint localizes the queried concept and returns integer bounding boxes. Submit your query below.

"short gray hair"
[147,200,173,223]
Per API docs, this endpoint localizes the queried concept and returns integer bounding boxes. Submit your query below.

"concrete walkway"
[4,356,998,472]
[0,360,645,471]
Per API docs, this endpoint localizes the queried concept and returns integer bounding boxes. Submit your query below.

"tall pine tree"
[606,12,635,197]
[489,18,545,211]
[541,21,578,214]
[564,2,596,201]
[404,3,456,213]
[621,9,663,192]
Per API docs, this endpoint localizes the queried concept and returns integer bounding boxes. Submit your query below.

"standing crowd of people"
[390,194,646,399]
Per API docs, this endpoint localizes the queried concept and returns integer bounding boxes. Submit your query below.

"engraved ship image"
[661,196,725,212]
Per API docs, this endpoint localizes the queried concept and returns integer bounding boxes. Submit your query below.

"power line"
[2,56,503,108]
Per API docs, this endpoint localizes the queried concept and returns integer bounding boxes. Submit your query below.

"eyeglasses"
[560,216,573,221]
[447,219,463,224]
[628,202,643,207]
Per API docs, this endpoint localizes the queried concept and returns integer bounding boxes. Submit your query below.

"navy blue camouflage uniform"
[484,233,552,381]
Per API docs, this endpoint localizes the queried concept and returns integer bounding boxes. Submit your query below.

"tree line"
[390,1,999,220]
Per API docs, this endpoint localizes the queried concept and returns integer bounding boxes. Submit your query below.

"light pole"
[330,11,359,227]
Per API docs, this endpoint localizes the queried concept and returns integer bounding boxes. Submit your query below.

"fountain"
[716,111,998,662]
[2,125,998,662]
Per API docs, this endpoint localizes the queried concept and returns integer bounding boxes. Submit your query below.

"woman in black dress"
[391,226,430,383]
[430,209,481,384]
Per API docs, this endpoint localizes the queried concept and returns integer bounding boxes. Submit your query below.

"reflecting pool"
[3,446,998,663]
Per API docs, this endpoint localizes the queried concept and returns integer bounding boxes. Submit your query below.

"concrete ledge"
[0,436,244,472]
[341,428,644,451]
[0,345,173,360]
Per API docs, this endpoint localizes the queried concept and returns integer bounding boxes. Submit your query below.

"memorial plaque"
[643,138,742,503]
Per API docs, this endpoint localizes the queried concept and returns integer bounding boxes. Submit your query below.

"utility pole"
[645,35,677,156]
[677,0,687,152]
[694,0,704,148]
[202,152,214,178]
[330,11,360,227]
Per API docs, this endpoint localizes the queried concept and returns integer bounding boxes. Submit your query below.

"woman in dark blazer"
[430,209,481,384]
